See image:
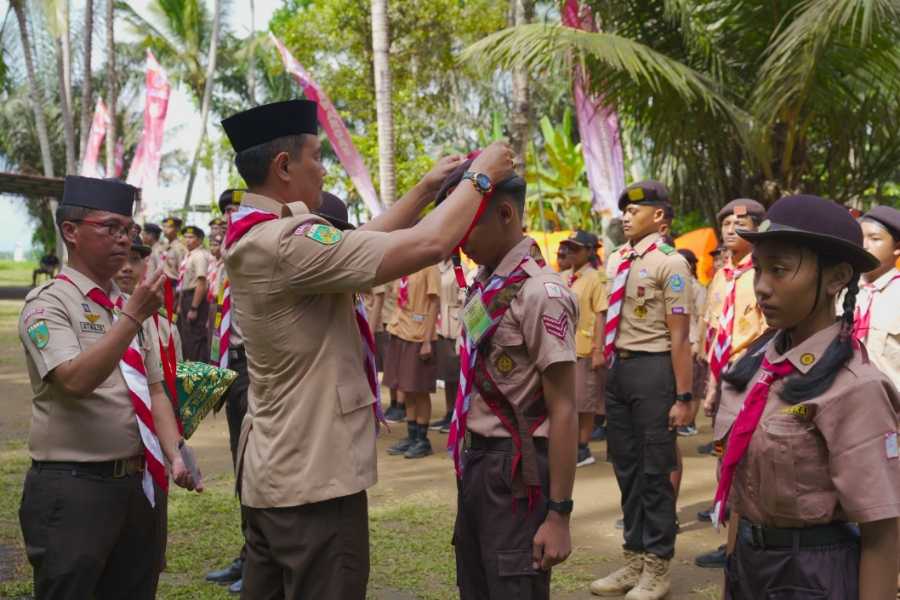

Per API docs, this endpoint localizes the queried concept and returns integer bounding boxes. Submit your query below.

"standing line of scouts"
[14,96,900,600]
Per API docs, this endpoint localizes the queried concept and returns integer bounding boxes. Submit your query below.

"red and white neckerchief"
[397,276,410,308]
[176,252,189,293]
[206,258,220,304]
[212,272,231,369]
[603,241,658,364]
[56,275,168,507]
[853,272,900,344]
[567,271,579,288]
[446,246,539,479]
[711,354,795,528]
[225,203,386,430]
[708,260,753,381]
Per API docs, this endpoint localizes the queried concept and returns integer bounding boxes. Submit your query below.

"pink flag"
[562,0,625,216]
[81,98,110,177]
[270,34,383,216]
[127,50,171,190]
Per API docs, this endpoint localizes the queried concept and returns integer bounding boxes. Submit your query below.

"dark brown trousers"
[19,465,163,600]
[177,291,209,362]
[453,444,551,600]
[241,491,370,600]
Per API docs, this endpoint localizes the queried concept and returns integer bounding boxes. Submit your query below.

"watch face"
[475,173,492,191]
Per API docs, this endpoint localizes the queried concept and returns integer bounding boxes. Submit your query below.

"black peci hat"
[316,192,355,231]
[434,158,524,207]
[617,180,670,212]
[62,175,138,217]
[130,236,151,258]
[738,195,879,272]
[181,225,205,239]
[861,205,900,241]
[221,100,318,153]
[560,230,599,249]
[208,217,225,227]
[162,216,183,228]
[143,223,162,236]
[218,188,246,213]
[717,198,766,223]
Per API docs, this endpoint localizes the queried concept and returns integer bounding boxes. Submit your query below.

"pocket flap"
[337,380,375,415]
[497,549,536,577]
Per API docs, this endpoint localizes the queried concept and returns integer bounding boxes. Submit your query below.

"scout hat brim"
[738,224,879,273]
[315,192,356,231]
[131,237,152,258]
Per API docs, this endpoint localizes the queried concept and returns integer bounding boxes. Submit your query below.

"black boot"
[404,423,433,459]
[388,421,417,455]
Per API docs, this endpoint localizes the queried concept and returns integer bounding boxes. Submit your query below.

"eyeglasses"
[70,219,134,239]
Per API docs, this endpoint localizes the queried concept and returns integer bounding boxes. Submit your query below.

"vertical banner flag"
[127,49,171,192]
[562,0,625,216]
[114,138,125,178]
[80,99,110,177]
[270,34,383,216]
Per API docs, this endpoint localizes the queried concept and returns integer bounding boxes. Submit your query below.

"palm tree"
[371,0,396,205]
[105,0,117,176]
[45,0,77,174]
[464,0,900,213]
[508,0,534,169]
[79,0,94,160]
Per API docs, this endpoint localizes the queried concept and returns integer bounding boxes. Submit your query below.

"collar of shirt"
[58,265,124,304]
[865,267,900,293]
[622,232,662,258]
[476,236,536,285]
[573,263,594,278]
[240,191,312,219]
[764,321,843,375]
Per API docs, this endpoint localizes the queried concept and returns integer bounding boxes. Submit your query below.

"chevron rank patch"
[541,312,569,340]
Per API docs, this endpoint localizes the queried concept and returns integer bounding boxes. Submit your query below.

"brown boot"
[624,553,671,600]
[589,549,643,596]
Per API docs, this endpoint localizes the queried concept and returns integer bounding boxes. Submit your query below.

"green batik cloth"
[176,361,237,439]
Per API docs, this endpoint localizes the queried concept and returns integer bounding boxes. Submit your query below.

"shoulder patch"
[27,320,50,349]
[305,223,342,245]
[544,282,563,298]
[667,273,686,292]
[658,243,676,255]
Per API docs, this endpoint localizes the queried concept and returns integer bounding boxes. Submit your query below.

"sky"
[0,0,282,253]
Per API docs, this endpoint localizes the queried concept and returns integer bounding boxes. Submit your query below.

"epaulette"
[658,243,676,255]
[24,279,58,302]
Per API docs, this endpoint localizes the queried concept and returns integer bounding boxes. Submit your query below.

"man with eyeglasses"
[17,176,203,599]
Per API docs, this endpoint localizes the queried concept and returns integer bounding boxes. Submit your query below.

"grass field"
[0,260,38,288]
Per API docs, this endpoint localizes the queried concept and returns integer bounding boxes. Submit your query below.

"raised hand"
[123,268,166,322]
[471,141,516,184]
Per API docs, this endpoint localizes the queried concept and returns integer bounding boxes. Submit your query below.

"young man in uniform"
[434,159,578,600]
[219,99,514,599]
[209,216,226,238]
[560,230,608,467]
[176,224,210,362]
[384,264,441,458]
[17,176,201,599]
[141,223,163,274]
[590,181,693,600]
[154,216,187,287]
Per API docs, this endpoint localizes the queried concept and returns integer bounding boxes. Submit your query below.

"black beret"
[218,188,246,213]
[315,192,355,231]
[208,217,225,227]
[861,205,900,240]
[61,175,138,217]
[143,223,162,236]
[221,100,318,153]
[130,236,151,258]
[181,225,205,239]
[162,216,183,228]
[617,180,670,212]
[560,230,599,249]
[738,195,879,272]
[717,198,766,223]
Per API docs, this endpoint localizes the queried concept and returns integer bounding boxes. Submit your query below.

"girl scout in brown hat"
[714,194,900,599]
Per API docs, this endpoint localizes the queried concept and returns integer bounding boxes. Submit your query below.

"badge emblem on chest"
[495,352,515,375]
[634,305,648,319]
[85,313,101,324]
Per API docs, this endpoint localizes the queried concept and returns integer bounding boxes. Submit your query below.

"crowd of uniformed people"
[15,99,900,599]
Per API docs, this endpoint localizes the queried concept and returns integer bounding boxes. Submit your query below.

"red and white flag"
[80,99,110,177]
[127,50,171,190]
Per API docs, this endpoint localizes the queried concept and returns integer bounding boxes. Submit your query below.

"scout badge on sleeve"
[27,320,50,349]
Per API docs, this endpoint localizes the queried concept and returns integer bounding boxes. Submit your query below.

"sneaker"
[677,424,699,437]
[404,437,433,459]
[205,558,242,584]
[384,406,405,423]
[697,507,713,522]
[624,554,670,600]
[697,441,714,455]
[694,545,727,569]
[589,549,643,596]
[577,446,596,467]
[590,425,607,441]
[228,578,242,594]
[429,415,451,431]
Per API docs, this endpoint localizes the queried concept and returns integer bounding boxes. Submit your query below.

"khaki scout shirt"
[153,237,187,281]
[702,254,766,361]
[387,265,440,343]
[855,268,900,388]
[18,266,164,461]
[723,323,900,527]
[437,259,467,340]
[180,247,209,291]
[226,193,389,509]
[688,278,707,354]
[567,263,608,357]
[466,237,578,439]
[604,233,692,352]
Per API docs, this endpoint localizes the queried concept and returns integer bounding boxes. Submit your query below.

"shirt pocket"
[758,415,835,523]
[336,380,375,416]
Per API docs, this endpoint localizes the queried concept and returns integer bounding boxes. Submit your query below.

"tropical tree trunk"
[182,0,222,209]
[247,0,257,105]
[371,0,396,205]
[105,0,116,176]
[79,0,94,160]
[509,0,534,170]
[56,36,77,174]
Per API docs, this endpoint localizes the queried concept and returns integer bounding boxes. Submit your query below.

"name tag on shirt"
[886,432,899,460]
[412,314,425,323]
[462,291,493,345]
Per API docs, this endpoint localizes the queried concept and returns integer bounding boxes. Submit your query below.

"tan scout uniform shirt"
[437,259,467,340]
[855,268,900,388]
[467,237,578,439]
[227,193,389,509]
[567,263,608,357]
[18,266,164,462]
[362,284,387,330]
[387,266,440,343]
[723,323,900,527]
[605,234,692,352]
[180,247,209,291]
[688,278,707,355]
[702,253,766,361]
[154,237,187,281]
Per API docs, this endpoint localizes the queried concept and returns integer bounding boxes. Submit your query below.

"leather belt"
[465,432,549,453]
[32,456,146,479]
[615,349,669,360]
[738,518,859,550]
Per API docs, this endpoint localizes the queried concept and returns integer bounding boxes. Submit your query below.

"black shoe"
[228,578,242,594]
[429,415,451,431]
[206,558,242,583]
[697,441,714,455]
[385,406,405,423]
[404,437,433,459]
[388,423,418,455]
[590,425,607,441]
[694,546,727,568]
[697,507,713,522]
[576,445,596,467]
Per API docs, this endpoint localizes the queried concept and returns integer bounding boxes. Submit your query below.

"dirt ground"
[0,298,726,599]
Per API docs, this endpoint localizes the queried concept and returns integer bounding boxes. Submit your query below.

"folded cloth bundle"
[176,361,237,439]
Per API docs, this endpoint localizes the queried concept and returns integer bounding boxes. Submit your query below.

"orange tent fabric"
[675,227,718,285]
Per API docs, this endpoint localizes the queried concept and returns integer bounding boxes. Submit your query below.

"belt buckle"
[750,523,766,548]
[112,459,128,478]
[618,349,632,360]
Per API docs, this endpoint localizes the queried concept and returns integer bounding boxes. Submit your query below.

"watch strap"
[547,498,574,514]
